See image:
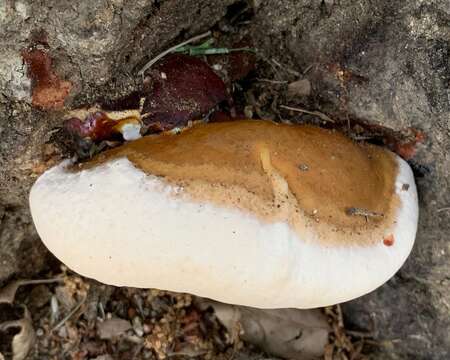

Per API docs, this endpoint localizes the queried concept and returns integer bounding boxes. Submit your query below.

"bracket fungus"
[29,120,418,309]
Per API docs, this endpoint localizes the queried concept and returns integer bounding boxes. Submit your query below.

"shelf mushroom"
[29,120,418,309]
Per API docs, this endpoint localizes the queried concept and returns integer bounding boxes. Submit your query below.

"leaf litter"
[0,270,379,360]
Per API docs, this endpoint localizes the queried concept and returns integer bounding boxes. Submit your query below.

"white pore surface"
[29,156,418,309]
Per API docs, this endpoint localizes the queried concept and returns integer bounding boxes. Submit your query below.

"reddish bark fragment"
[65,112,117,142]
[142,54,232,131]
[32,81,72,110]
[22,48,52,84]
[391,129,426,160]
[22,48,72,110]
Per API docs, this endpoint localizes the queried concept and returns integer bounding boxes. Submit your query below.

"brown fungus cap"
[83,120,399,246]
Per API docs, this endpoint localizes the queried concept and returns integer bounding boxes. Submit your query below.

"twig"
[14,277,65,286]
[98,302,106,320]
[175,46,254,56]
[272,59,301,77]
[280,105,335,123]
[51,296,87,332]
[303,64,313,74]
[345,207,384,223]
[167,349,208,357]
[336,304,344,328]
[132,343,144,359]
[437,207,450,213]
[346,330,375,339]
[256,78,288,84]
[349,135,374,141]
[137,31,212,76]
[254,52,282,78]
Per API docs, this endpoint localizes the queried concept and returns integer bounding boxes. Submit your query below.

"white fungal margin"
[29,156,418,309]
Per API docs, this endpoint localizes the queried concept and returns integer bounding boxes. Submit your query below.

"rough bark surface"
[1,1,449,359]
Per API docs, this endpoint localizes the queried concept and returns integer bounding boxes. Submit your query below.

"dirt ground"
[1,1,449,359]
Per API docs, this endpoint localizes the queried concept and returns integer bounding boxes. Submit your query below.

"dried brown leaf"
[287,78,312,98]
[97,318,132,340]
[197,299,330,359]
[142,54,232,131]
[0,304,35,360]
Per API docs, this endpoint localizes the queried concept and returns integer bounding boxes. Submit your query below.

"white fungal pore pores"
[29,153,418,309]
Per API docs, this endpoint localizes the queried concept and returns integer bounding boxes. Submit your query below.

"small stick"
[346,207,384,222]
[346,330,375,339]
[12,277,65,286]
[349,135,374,141]
[256,78,288,84]
[138,31,212,76]
[280,105,335,123]
[175,46,254,56]
[336,304,344,328]
[271,59,301,77]
[51,296,87,332]
[138,97,146,113]
[303,64,313,74]
[437,207,450,213]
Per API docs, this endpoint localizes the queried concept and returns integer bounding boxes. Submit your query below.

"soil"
[1,1,449,359]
